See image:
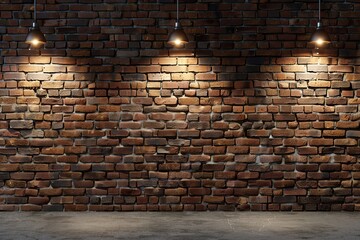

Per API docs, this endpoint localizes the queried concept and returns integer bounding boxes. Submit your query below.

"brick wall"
[0,0,360,211]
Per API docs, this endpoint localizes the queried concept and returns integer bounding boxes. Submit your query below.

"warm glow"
[31,39,40,46]
[315,39,324,46]
[174,39,182,46]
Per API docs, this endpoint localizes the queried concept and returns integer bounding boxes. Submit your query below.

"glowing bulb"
[315,39,324,46]
[31,39,40,46]
[174,39,181,46]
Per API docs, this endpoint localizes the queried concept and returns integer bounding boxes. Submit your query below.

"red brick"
[274,73,295,80]
[237,172,259,179]
[284,189,307,196]
[203,196,224,203]
[39,189,62,196]
[177,130,199,137]
[178,97,199,105]
[295,130,322,137]
[271,129,294,137]
[154,97,177,105]
[165,188,187,196]
[75,105,97,113]
[234,188,259,196]
[9,120,33,129]
[201,130,223,139]
[282,65,306,72]
[0,164,19,172]
[298,147,318,155]
[0,1,359,212]
[328,66,353,73]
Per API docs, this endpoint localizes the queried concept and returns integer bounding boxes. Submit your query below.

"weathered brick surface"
[0,1,359,211]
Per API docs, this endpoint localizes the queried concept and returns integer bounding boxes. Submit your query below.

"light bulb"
[31,39,40,46]
[315,39,324,46]
[174,39,181,46]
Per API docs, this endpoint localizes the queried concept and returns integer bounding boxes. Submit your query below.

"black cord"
[34,0,37,22]
[318,0,321,23]
[176,0,179,23]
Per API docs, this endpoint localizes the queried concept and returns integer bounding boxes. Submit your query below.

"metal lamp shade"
[167,22,188,46]
[25,23,46,47]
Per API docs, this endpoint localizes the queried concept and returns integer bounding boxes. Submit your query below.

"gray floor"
[0,212,359,240]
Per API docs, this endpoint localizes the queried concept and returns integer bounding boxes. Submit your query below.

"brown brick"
[178,130,199,137]
[271,129,294,137]
[28,197,50,205]
[75,105,97,113]
[309,139,333,146]
[178,97,199,105]
[165,188,187,196]
[309,189,332,196]
[203,196,224,203]
[0,1,359,212]
[329,66,353,73]
[323,130,345,137]
[274,73,295,80]
[295,130,322,137]
[201,130,223,139]
[282,65,306,72]
[237,172,259,179]
[247,130,270,137]
[320,164,341,172]
[39,189,62,196]
[154,97,177,105]
[0,164,20,172]
[284,189,307,196]
[9,120,33,129]
[298,147,318,155]
[308,81,331,88]
[298,98,325,105]
[234,188,259,196]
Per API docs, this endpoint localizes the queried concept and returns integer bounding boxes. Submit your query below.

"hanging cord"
[318,0,321,23]
[176,0,179,23]
[34,0,37,22]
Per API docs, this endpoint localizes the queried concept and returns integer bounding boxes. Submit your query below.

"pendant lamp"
[310,0,331,48]
[25,0,46,48]
[167,0,188,47]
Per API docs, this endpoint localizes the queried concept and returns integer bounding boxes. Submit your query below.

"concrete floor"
[0,212,359,240]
